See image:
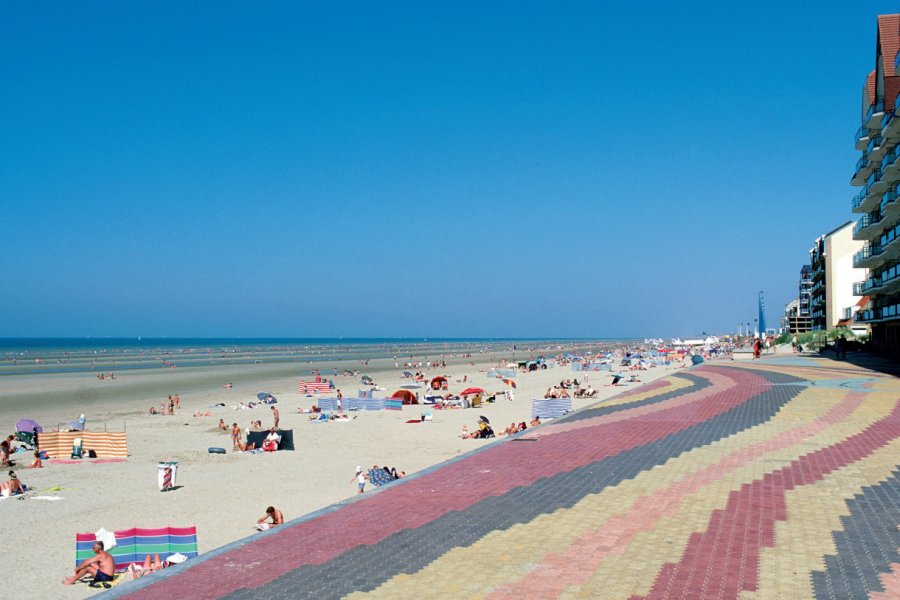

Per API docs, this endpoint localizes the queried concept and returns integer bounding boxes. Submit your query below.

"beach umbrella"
[478,415,490,424]
[256,391,277,403]
[459,387,485,396]
[391,389,418,404]
[15,418,42,433]
[501,378,517,389]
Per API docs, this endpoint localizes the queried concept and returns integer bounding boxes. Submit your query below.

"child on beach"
[30,451,42,469]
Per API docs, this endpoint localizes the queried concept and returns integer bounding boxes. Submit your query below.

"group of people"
[500,419,538,435]
[148,394,181,415]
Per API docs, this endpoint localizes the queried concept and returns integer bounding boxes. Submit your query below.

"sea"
[0,338,625,376]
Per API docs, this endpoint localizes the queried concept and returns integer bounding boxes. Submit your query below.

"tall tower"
[758,291,767,338]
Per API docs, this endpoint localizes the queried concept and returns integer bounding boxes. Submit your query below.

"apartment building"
[851,14,900,353]
[810,222,866,331]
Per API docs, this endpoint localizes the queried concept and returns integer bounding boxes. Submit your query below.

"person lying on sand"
[256,506,283,530]
[192,411,212,417]
[127,554,165,579]
[63,541,115,586]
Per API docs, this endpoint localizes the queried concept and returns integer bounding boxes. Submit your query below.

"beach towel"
[531,398,573,419]
[75,526,198,572]
[367,468,395,487]
[385,399,403,411]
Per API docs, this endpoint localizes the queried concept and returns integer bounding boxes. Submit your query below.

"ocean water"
[0,338,621,376]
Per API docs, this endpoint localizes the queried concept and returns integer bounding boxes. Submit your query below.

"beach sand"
[0,352,682,598]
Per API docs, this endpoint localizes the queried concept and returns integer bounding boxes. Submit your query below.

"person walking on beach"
[336,389,343,414]
[231,423,241,450]
[271,406,280,428]
[351,466,367,494]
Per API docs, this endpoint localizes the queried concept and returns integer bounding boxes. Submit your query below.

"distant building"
[809,222,866,332]
[851,13,900,353]
[783,298,811,334]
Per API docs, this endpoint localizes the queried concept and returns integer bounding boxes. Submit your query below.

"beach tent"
[256,392,278,404]
[430,376,447,389]
[15,418,42,433]
[39,431,127,459]
[246,429,294,451]
[391,390,418,405]
[75,526,198,572]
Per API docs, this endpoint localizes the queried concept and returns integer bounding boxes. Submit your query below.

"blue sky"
[0,2,887,338]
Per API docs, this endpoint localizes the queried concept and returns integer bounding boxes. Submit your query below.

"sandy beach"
[0,344,684,599]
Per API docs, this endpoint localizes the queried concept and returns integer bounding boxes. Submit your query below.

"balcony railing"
[867,135,883,155]
[858,302,900,322]
[879,221,900,249]
[885,111,896,130]
[853,189,868,211]
[884,146,899,168]
[866,168,884,191]
[856,126,871,144]
[856,154,870,174]
[881,186,899,211]
[859,263,900,296]
[867,101,885,124]
[854,243,884,267]
[854,211,883,237]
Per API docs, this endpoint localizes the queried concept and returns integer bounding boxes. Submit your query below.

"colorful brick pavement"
[106,357,900,599]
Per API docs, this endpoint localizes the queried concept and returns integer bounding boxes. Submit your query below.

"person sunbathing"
[530,417,542,427]
[218,419,228,431]
[63,541,115,587]
[256,506,284,530]
[517,422,528,432]
[128,554,165,579]
[193,411,212,417]
[30,451,42,469]
[503,422,518,436]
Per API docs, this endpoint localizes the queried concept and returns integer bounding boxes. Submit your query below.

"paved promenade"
[108,356,900,599]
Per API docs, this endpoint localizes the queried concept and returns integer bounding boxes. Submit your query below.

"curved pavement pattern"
[106,358,900,599]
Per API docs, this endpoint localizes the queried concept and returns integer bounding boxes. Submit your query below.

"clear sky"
[0,2,888,338]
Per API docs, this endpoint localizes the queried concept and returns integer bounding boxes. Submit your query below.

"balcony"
[858,302,900,323]
[853,211,884,240]
[884,111,900,141]
[852,155,871,184]
[867,136,885,162]
[859,263,900,297]
[856,126,872,150]
[879,222,900,260]
[884,146,900,180]
[881,186,900,214]
[867,168,888,196]
[852,189,869,212]
[867,101,885,129]
[854,243,884,268]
